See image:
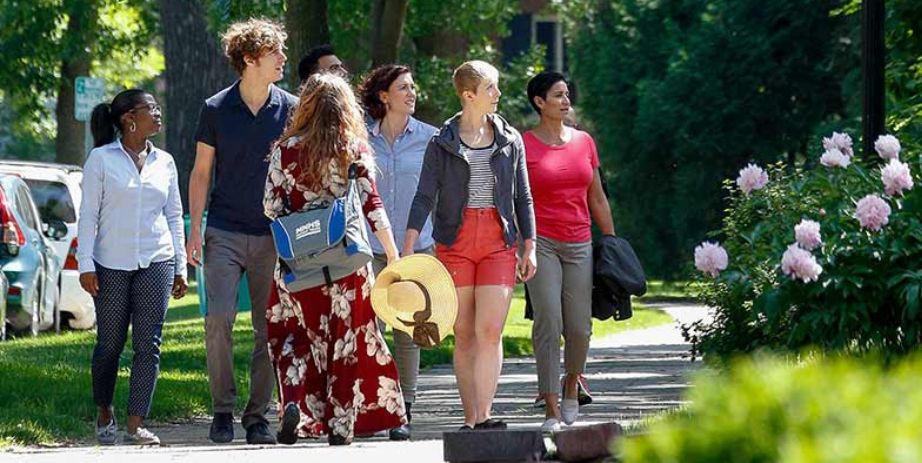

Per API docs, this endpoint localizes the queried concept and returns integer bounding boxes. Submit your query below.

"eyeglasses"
[131,103,162,114]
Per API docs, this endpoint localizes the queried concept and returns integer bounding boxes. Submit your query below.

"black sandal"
[473,418,507,430]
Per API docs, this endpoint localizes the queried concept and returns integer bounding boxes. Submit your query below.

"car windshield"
[22,179,76,223]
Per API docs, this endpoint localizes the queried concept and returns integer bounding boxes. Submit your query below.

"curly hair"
[279,73,370,190]
[357,64,412,121]
[222,19,287,75]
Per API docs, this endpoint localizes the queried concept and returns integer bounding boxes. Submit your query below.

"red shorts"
[436,208,517,288]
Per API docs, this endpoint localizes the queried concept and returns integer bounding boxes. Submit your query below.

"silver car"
[0,161,95,329]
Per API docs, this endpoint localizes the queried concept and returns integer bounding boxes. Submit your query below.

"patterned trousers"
[91,259,173,417]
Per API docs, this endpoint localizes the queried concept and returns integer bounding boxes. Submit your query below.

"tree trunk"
[370,0,409,67]
[285,0,330,90]
[55,2,98,165]
[861,0,885,162]
[159,0,235,210]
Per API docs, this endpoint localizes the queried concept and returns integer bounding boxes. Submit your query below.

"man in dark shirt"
[297,44,348,84]
[187,18,298,445]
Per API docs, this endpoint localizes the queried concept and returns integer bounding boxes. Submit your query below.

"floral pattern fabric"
[264,137,405,439]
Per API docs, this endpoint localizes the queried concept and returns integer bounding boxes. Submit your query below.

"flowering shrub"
[686,133,922,360]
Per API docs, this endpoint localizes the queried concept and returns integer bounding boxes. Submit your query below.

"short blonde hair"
[222,19,287,75]
[452,60,498,97]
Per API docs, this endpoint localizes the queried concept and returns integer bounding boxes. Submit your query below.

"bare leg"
[544,393,560,420]
[452,287,478,426]
[127,415,143,434]
[563,373,580,400]
[97,406,114,426]
[472,284,513,423]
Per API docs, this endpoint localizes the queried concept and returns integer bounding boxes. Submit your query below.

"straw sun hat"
[371,254,458,348]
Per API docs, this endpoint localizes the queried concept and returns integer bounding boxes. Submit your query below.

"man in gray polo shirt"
[186,19,297,445]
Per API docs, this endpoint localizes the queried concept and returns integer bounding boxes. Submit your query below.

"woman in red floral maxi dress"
[263,73,406,446]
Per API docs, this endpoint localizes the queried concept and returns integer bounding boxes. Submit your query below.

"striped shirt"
[461,142,495,208]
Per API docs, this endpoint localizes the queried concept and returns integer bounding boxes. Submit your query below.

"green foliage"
[0,0,158,114]
[325,0,543,127]
[565,0,854,278]
[0,0,160,158]
[687,133,922,360]
[409,43,545,128]
[883,0,922,151]
[623,353,922,462]
[207,0,284,28]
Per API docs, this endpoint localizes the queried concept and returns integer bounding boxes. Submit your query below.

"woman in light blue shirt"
[358,64,437,441]
[77,89,188,446]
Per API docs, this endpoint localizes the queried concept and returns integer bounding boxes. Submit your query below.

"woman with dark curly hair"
[357,64,437,441]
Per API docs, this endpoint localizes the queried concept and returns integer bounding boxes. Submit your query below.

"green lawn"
[0,283,671,447]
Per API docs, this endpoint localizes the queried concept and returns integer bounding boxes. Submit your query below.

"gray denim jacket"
[406,113,535,248]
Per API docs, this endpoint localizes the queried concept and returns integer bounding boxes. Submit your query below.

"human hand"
[517,246,537,283]
[186,232,203,267]
[172,275,188,299]
[79,272,99,297]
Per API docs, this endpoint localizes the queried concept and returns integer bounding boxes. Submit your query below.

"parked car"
[0,161,95,329]
[0,174,66,336]
[0,269,7,340]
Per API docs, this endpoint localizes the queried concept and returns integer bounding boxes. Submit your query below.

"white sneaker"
[96,418,118,445]
[561,399,579,425]
[540,418,561,434]
[124,427,161,445]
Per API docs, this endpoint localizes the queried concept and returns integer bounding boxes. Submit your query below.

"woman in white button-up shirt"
[77,89,188,446]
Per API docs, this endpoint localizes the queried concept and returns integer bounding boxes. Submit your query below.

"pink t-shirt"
[524,129,600,243]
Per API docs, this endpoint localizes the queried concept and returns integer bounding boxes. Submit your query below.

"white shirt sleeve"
[164,157,187,278]
[76,149,103,274]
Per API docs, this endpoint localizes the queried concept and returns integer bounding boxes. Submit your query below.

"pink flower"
[855,194,891,231]
[694,242,728,277]
[880,159,913,196]
[736,164,768,195]
[874,134,901,160]
[820,148,851,168]
[823,132,854,158]
[781,244,823,283]
[794,219,822,251]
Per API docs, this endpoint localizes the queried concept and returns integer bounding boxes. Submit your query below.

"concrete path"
[2,302,709,462]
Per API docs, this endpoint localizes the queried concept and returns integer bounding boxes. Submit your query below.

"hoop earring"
[129,122,137,133]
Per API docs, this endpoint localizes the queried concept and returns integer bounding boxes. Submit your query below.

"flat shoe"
[277,403,300,445]
[540,418,561,434]
[561,399,579,425]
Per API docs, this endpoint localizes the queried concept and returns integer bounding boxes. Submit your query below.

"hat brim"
[371,254,457,344]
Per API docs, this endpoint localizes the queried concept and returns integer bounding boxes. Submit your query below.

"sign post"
[74,77,105,157]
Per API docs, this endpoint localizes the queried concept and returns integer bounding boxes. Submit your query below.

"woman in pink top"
[523,71,616,433]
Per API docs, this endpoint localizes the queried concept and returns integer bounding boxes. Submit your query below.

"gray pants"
[203,227,276,429]
[372,246,434,404]
[525,236,593,394]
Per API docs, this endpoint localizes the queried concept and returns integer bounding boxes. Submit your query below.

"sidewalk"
[2,302,709,462]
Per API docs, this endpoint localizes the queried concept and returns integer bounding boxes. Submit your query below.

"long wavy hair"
[279,73,369,189]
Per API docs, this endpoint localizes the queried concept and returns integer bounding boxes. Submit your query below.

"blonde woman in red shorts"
[403,60,536,431]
